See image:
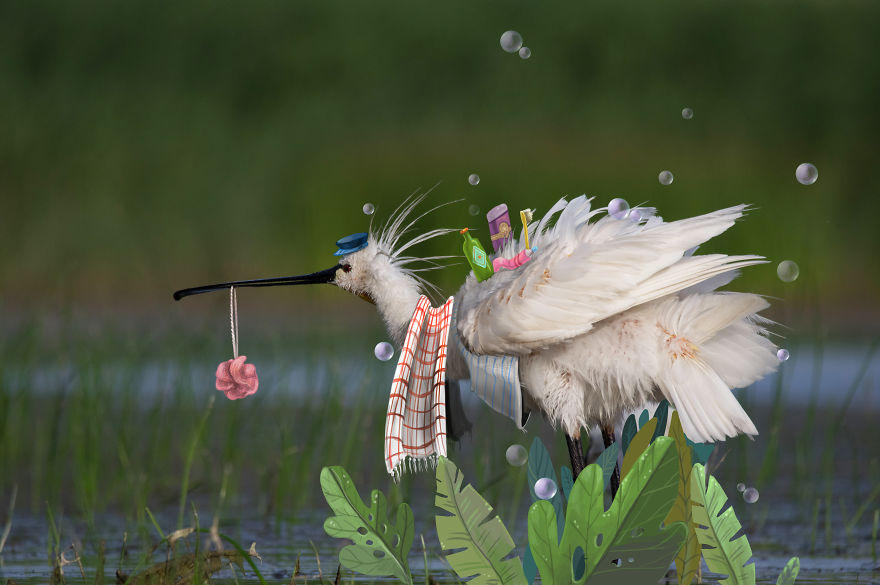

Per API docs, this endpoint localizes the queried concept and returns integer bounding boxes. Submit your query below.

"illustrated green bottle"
[460,228,495,282]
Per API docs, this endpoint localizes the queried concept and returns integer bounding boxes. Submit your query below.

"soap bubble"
[682,107,694,120]
[362,203,375,216]
[374,342,394,362]
[629,208,642,222]
[468,173,480,186]
[658,170,674,186]
[500,31,523,53]
[518,47,531,59]
[795,163,818,185]
[534,477,557,500]
[608,198,630,219]
[743,487,759,503]
[777,348,790,362]
[468,204,480,216]
[736,482,746,492]
[777,260,800,282]
[505,444,528,466]
[627,557,635,564]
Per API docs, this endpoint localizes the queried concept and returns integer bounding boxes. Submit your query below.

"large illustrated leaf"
[690,464,756,585]
[665,412,700,585]
[527,437,566,537]
[321,466,413,585]
[528,437,686,585]
[435,457,527,585]
[620,418,657,480]
[776,556,799,585]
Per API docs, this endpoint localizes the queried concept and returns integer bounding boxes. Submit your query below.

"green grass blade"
[435,457,526,585]
[775,556,799,585]
[321,466,413,584]
[690,464,756,585]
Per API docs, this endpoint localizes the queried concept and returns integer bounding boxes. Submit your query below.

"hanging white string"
[229,286,239,359]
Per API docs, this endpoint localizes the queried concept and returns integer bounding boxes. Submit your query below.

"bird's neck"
[370,265,424,348]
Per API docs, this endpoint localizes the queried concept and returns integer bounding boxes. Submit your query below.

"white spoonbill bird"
[174,194,779,485]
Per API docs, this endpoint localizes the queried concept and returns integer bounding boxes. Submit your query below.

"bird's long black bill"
[173,265,341,301]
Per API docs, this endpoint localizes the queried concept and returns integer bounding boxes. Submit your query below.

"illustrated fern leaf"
[435,457,527,585]
[690,464,756,585]
[665,412,700,585]
[528,437,686,585]
[321,466,414,585]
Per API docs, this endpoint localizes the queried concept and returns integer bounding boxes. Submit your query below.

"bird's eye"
[342,264,352,273]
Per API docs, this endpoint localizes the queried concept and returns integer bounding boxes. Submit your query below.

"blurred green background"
[2,0,878,335]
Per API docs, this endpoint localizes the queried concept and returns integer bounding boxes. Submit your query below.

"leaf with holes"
[435,457,527,585]
[321,466,413,585]
[528,437,685,585]
[620,418,657,480]
[776,556,799,585]
[690,464,755,585]
[594,443,619,489]
[665,412,700,585]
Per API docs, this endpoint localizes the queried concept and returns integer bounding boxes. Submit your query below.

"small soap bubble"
[629,208,642,222]
[795,163,818,185]
[500,30,523,53]
[777,260,800,282]
[658,170,674,186]
[468,173,480,186]
[627,557,635,564]
[608,198,630,219]
[505,444,528,466]
[682,107,694,120]
[374,342,394,362]
[362,203,375,216]
[518,46,531,59]
[777,348,790,362]
[743,487,759,503]
[468,204,480,216]
[736,482,746,492]
[534,477,557,500]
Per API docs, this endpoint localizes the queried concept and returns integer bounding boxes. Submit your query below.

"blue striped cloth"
[453,328,528,429]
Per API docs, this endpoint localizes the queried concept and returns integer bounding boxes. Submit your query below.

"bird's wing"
[456,196,765,355]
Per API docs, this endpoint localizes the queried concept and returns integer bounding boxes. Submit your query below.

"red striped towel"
[384,295,455,479]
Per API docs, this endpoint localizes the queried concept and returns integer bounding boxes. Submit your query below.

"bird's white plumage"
[336,194,779,444]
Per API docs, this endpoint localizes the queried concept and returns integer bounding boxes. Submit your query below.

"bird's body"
[175,193,779,450]
[339,195,778,444]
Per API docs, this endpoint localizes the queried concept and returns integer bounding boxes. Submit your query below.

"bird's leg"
[565,432,585,479]
[602,424,621,499]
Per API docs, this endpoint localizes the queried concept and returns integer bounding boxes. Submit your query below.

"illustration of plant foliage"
[528,437,686,585]
[435,456,527,585]
[690,463,755,585]
[665,411,701,585]
[320,466,414,585]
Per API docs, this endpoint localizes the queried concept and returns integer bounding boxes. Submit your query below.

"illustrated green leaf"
[652,400,670,442]
[594,443,619,489]
[321,466,413,585]
[621,415,637,455]
[776,556,799,585]
[560,466,574,501]
[620,418,657,480]
[522,545,538,585]
[638,409,649,428]
[435,457,527,585]
[665,412,700,585]
[527,437,565,537]
[527,437,686,585]
[690,464,756,585]
[685,435,715,465]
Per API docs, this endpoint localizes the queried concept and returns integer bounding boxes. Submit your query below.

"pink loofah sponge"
[215,355,259,400]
